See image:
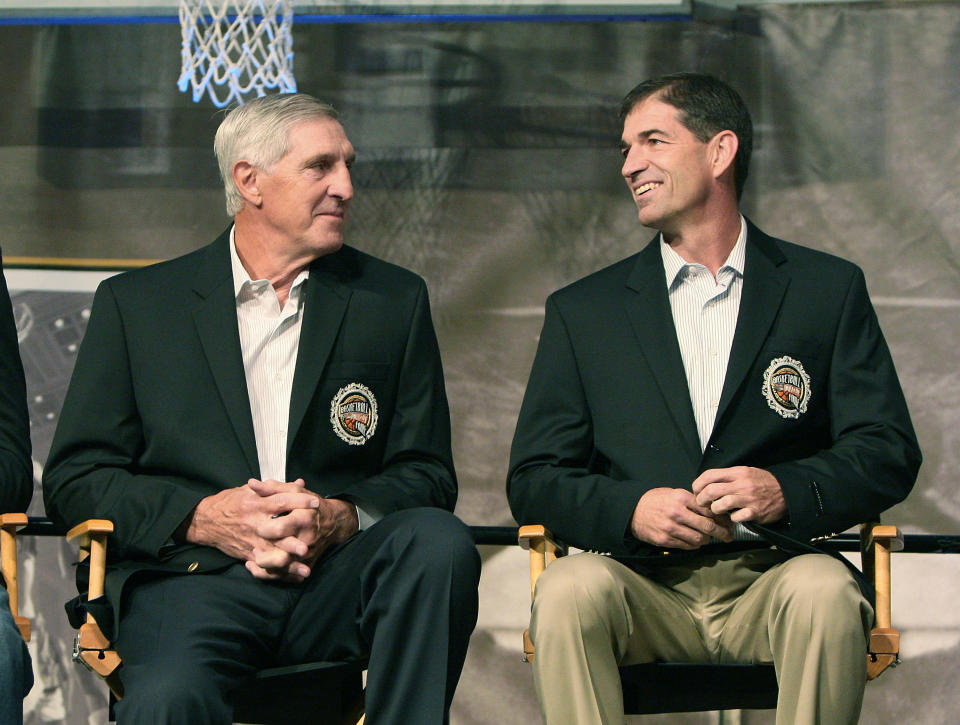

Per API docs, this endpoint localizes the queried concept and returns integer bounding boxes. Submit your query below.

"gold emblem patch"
[762,356,811,420]
[330,383,378,445]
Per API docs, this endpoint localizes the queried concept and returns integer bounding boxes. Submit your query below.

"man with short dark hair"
[0,251,33,725]
[44,93,480,725]
[508,73,920,725]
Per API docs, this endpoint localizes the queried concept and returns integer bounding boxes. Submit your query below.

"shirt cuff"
[356,503,383,531]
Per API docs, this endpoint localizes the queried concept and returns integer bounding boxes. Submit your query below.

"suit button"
[187,562,199,573]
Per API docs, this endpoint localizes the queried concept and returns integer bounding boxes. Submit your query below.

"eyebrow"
[621,128,670,146]
[301,151,356,169]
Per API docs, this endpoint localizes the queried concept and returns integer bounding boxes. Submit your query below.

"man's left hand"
[692,466,786,525]
[248,479,359,580]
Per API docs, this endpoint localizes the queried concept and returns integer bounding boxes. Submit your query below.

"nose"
[330,163,354,203]
[621,145,648,180]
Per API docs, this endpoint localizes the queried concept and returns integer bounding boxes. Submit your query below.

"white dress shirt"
[661,216,757,540]
[661,216,747,451]
[230,229,308,484]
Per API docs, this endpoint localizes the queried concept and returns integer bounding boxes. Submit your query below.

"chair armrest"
[860,523,902,679]
[860,523,902,630]
[0,513,30,640]
[518,525,567,603]
[518,525,568,663]
[66,519,113,600]
[64,519,123,695]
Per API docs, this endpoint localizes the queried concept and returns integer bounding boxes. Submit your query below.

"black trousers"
[113,508,481,724]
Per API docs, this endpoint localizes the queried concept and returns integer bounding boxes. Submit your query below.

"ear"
[709,130,739,184]
[232,161,263,208]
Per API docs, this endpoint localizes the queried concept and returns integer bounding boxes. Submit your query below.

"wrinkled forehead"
[621,96,686,136]
[285,116,354,156]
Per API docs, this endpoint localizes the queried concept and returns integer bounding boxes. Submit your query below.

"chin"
[636,211,664,229]
[320,239,344,255]
[302,236,344,261]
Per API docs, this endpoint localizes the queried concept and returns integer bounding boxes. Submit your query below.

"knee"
[531,554,624,638]
[374,508,480,594]
[0,609,31,699]
[389,508,477,567]
[117,664,230,723]
[0,609,26,662]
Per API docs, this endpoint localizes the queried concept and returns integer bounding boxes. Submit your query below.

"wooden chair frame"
[0,512,31,642]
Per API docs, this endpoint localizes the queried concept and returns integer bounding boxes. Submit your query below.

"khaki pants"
[530,549,872,725]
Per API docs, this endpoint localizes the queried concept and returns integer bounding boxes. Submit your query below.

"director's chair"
[66,520,519,724]
[0,513,33,642]
[1,515,364,725]
[518,523,903,714]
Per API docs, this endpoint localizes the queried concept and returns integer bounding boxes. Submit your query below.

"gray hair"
[214,93,340,216]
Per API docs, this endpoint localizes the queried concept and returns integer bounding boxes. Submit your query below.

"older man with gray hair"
[44,93,479,725]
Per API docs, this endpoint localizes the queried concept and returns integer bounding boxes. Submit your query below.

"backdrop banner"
[1,3,957,722]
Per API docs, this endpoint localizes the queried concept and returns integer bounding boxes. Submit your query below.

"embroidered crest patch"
[762,356,811,420]
[330,383,378,445]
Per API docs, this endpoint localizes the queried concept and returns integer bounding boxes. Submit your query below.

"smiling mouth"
[634,182,662,197]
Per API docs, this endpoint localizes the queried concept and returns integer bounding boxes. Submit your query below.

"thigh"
[533,552,712,666]
[279,507,479,665]
[116,563,294,683]
[718,552,869,664]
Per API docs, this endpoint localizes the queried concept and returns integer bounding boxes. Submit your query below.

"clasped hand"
[630,466,785,550]
[186,478,359,582]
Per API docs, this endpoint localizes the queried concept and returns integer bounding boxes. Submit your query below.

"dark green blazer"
[0,250,32,513]
[508,220,921,558]
[43,229,456,624]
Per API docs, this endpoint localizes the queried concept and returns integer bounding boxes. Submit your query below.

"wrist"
[325,497,359,540]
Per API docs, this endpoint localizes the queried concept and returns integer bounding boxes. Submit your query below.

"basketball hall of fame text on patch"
[762,356,811,420]
[330,383,379,445]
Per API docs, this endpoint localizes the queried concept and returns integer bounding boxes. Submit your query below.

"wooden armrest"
[64,519,123,697]
[518,525,567,605]
[66,519,113,600]
[518,525,566,555]
[0,513,29,529]
[863,524,904,553]
[859,523,902,679]
[0,513,31,641]
[66,519,115,545]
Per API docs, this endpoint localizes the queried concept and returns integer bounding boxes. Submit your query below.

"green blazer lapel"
[624,239,702,465]
[714,222,790,430]
[191,233,260,475]
[287,252,352,452]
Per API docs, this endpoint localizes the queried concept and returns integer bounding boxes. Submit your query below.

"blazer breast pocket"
[324,361,391,382]
[760,336,823,362]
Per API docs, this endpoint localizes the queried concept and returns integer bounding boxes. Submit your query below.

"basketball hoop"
[177,0,297,108]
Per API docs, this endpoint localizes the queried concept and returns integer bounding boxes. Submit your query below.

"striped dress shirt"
[661,216,757,540]
[230,230,308,484]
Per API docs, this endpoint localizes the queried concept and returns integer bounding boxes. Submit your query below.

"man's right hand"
[630,487,733,549]
[181,479,321,580]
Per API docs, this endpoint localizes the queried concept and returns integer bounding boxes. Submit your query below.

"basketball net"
[177,0,297,108]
